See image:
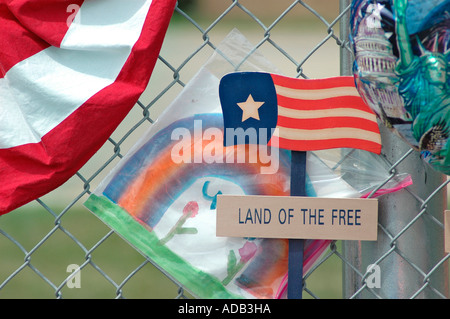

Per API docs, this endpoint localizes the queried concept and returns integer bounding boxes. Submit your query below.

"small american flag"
[219,72,381,154]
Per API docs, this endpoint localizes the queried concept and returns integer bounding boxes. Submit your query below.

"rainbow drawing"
[85,113,333,299]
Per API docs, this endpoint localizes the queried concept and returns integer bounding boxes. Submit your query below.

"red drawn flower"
[238,241,258,263]
[182,201,199,218]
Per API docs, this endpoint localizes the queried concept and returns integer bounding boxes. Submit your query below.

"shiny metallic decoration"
[350,0,450,175]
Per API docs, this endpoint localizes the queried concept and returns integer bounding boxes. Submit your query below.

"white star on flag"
[237,94,265,122]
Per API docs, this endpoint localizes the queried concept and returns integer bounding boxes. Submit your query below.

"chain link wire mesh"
[0,0,449,299]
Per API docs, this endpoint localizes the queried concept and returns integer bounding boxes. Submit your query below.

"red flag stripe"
[271,73,357,90]
[6,0,84,47]
[276,94,372,112]
[277,105,377,122]
[274,84,361,101]
[276,116,380,133]
[0,5,47,77]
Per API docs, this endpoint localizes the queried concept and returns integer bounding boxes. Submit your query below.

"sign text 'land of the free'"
[216,195,378,241]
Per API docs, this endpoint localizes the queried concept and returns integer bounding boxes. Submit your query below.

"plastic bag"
[85,29,411,299]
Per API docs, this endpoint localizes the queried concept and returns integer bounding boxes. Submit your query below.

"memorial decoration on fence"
[218,72,383,299]
[85,30,412,299]
[0,0,176,215]
[350,0,450,174]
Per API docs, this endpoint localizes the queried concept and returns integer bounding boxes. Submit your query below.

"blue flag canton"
[219,72,278,147]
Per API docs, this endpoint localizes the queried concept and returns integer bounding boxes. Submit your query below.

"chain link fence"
[1,0,449,299]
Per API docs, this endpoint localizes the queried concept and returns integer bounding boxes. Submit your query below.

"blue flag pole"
[288,150,306,299]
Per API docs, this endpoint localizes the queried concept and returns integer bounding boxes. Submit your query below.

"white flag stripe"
[273,126,382,144]
[61,0,151,50]
[0,0,152,149]
[277,105,378,122]
[274,85,361,100]
[0,78,41,147]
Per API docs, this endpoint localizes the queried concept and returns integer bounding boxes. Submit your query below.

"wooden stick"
[288,150,307,299]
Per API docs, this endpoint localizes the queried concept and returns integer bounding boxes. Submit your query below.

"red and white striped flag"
[0,0,176,215]
[269,74,382,153]
[220,72,382,154]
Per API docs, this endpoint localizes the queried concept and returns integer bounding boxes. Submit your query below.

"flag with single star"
[219,72,382,154]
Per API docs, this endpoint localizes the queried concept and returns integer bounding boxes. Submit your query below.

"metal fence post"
[340,0,449,299]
